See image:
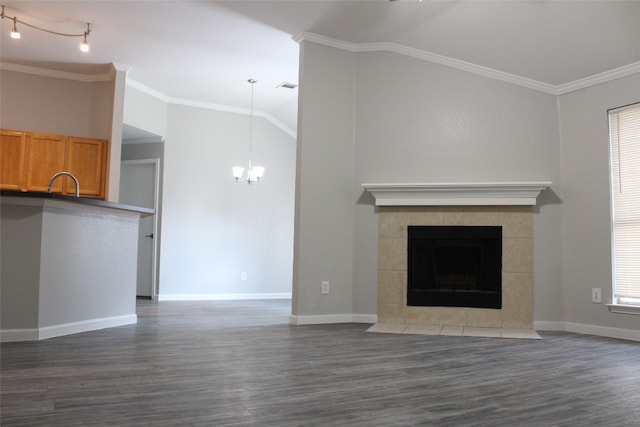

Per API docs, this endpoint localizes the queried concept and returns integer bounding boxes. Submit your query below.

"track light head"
[80,25,90,52]
[10,17,20,39]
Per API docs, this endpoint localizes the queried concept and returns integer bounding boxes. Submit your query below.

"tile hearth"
[366,323,541,339]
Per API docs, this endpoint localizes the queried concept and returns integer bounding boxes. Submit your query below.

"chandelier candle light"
[233,79,265,185]
[1,5,91,52]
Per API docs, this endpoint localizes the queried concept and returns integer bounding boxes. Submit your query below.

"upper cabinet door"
[0,129,27,191]
[25,133,67,193]
[64,137,108,198]
[1,129,109,199]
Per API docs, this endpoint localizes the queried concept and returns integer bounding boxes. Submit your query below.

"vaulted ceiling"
[2,1,639,134]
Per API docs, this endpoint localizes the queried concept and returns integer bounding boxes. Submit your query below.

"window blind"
[609,104,640,304]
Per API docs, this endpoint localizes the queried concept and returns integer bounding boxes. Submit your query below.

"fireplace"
[407,226,502,309]
[364,182,549,329]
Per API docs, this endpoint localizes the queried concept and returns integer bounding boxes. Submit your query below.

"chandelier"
[232,79,265,184]
[1,5,91,52]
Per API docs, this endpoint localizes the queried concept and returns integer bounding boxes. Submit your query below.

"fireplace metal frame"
[407,225,503,309]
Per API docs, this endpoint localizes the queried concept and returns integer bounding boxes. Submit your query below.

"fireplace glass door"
[407,226,502,309]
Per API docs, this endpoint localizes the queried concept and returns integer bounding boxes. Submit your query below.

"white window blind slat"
[610,104,640,302]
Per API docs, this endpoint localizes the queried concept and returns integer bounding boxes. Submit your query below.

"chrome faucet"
[47,172,80,197]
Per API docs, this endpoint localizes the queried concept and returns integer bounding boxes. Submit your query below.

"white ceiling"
[2,1,639,135]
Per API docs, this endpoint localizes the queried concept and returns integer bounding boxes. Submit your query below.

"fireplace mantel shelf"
[362,182,552,206]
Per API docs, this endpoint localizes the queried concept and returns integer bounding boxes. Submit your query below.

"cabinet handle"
[145,233,154,239]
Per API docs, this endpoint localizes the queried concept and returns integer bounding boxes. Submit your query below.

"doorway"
[120,159,160,298]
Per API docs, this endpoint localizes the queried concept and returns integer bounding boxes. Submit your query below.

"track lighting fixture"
[1,5,92,53]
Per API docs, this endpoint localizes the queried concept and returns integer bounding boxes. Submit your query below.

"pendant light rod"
[248,78,256,163]
[232,78,265,185]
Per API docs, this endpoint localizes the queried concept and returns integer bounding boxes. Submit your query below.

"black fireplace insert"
[407,226,502,309]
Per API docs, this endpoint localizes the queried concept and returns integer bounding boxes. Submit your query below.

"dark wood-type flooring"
[2,299,639,426]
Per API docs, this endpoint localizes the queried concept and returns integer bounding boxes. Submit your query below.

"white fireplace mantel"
[362,182,552,206]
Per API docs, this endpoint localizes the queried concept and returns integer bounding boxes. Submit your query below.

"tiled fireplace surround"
[378,206,533,328]
[364,183,550,330]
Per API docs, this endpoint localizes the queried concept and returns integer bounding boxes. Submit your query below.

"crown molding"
[126,79,171,102]
[126,79,297,139]
[555,61,640,95]
[294,31,640,96]
[261,112,297,139]
[0,61,112,82]
[361,182,552,206]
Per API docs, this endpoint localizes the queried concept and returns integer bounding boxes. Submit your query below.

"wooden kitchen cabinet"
[24,133,67,193]
[0,129,109,199]
[64,137,108,198]
[0,129,27,191]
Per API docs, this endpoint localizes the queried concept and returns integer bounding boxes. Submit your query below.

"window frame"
[607,102,640,314]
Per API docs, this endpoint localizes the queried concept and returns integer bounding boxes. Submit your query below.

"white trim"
[362,182,551,206]
[111,62,132,74]
[0,61,112,82]
[169,96,249,115]
[126,79,171,102]
[262,112,297,139]
[158,293,292,301]
[293,32,640,96]
[555,61,640,95]
[534,320,640,342]
[126,79,297,139]
[607,304,640,315]
[289,314,377,325]
[294,32,556,94]
[564,322,640,343]
[0,315,137,342]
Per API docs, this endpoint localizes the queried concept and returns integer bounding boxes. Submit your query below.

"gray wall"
[123,86,168,138]
[0,200,139,340]
[293,43,356,316]
[158,104,296,297]
[0,70,112,139]
[558,73,640,332]
[0,206,43,329]
[124,87,297,299]
[294,42,563,321]
[38,206,138,327]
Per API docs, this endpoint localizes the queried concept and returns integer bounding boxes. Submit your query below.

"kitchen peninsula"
[0,191,154,342]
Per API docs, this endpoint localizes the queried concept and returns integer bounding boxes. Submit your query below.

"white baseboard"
[290,313,377,325]
[564,322,640,342]
[1,314,137,342]
[535,320,640,342]
[158,293,292,301]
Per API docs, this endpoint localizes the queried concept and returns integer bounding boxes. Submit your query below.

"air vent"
[277,82,298,90]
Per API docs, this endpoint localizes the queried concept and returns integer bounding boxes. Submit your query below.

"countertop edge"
[0,191,155,217]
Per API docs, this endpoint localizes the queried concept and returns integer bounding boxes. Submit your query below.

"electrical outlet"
[321,281,330,295]
[592,288,602,303]
[241,272,247,281]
